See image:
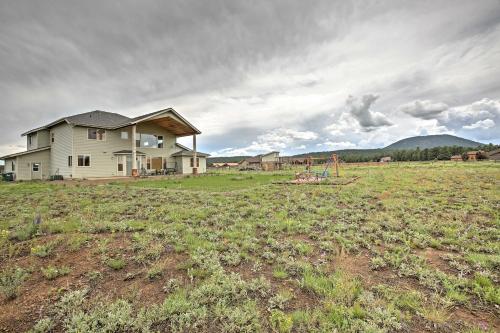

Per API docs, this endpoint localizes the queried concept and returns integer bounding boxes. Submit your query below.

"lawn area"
[0,162,499,332]
[113,173,291,191]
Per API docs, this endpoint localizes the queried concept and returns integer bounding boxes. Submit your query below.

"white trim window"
[157,136,164,148]
[32,163,40,172]
[11,161,15,171]
[77,154,91,167]
[87,128,106,141]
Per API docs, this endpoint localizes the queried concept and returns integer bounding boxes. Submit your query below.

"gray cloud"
[346,94,393,131]
[1,0,499,157]
[400,100,449,120]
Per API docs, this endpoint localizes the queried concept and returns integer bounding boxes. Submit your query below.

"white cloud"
[316,141,356,150]
[463,118,495,130]
[210,128,318,156]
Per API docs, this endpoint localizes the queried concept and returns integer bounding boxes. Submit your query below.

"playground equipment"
[295,154,340,182]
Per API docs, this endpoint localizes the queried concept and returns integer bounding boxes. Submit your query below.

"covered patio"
[127,109,202,176]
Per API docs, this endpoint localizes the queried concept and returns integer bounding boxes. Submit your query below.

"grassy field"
[0,162,499,332]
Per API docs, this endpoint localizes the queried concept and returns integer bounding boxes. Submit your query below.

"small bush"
[106,258,126,270]
[163,278,180,293]
[147,263,164,280]
[270,310,293,333]
[272,266,289,279]
[28,317,54,333]
[31,243,53,258]
[41,266,71,280]
[0,266,29,299]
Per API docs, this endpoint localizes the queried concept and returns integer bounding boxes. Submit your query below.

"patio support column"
[131,124,138,177]
[192,134,198,174]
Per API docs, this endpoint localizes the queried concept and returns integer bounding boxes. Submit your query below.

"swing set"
[295,154,340,181]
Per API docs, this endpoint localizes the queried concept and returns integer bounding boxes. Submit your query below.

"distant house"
[487,149,500,161]
[450,155,463,162]
[466,151,488,161]
[240,151,281,170]
[379,156,392,163]
[467,151,479,161]
[280,157,308,165]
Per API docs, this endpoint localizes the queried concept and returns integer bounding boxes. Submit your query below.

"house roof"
[0,146,51,160]
[487,149,500,156]
[171,150,210,157]
[21,108,201,137]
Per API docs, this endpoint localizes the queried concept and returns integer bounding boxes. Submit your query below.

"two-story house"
[0,108,209,180]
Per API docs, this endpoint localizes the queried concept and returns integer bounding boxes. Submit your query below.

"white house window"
[121,131,128,139]
[11,161,15,171]
[32,163,40,172]
[157,136,164,148]
[87,128,106,141]
[68,156,72,167]
[77,155,91,167]
[51,133,55,143]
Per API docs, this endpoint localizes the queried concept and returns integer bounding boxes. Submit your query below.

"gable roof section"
[171,150,210,157]
[21,108,201,137]
[0,146,51,160]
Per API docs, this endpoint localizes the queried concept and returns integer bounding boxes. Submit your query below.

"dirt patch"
[417,248,455,274]
[453,306,500,331]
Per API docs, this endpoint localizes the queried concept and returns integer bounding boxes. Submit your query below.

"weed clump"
[0,266,29,300]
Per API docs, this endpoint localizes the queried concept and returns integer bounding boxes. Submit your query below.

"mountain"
[207,135,487,164]
[384,134,482,150]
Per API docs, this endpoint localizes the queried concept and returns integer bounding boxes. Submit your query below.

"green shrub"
[106,258,126,270]
[31,243,53,258]
[147,263,164,280]
[300,269,362,305]
[270,310,293,333]
[41,266,71,280]
[0,266,29,299]
[28,317,54,333]
[272,266,289,279]
[472,273,500,304]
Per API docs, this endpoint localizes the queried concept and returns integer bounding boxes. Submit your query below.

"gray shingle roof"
[66,110,131,128]
[21,108,201,136]
[171,150,210,157]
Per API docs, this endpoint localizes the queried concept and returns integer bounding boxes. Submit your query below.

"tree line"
[333,144,499,163]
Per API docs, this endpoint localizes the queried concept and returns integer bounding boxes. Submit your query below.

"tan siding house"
[1,108,209,180]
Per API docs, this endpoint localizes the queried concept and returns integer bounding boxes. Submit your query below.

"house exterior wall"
[27,130,50,151]
[71,123,181,178]
[14,150,51,180]
[50,123,73,178]
[72,126,133,178]
[261,152,279,162]
[4,158,14,173]
[178,156,206,174]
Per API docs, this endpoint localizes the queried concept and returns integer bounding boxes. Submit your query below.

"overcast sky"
[1,0,499,157]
